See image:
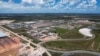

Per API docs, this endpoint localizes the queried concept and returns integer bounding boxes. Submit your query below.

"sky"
[0,0,100,13]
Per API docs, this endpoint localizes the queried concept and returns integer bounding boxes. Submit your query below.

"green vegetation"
[2,25,27,33]
[19,33,40,43]
[43,53,48,56]
[68,53,96,56]
[43,52,62,56]
[43,28,100,52]
[0,14,73,23]
[53,27,68,36]
[2,25,15,31]
[43,40,93,51]
[52,27,84,39]
[2,25,40,43]
[50,52,62,56]
[13,27,27,33]
[92,30,100,51]
[61,29,84,39]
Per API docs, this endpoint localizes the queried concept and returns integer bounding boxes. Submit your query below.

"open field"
[42,29,100,52]
[43,40,94,51]
[62,53,97,56]
[52,27,84,39]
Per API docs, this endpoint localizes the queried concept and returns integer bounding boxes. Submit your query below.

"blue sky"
[0,0,100,13]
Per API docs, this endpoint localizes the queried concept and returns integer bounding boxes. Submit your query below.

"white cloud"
[68,0,81,6]
[76,0,97,9]
[21,0,44,5]
[0,0,42,9]
[22,0,33,4]
[0,0,98,12]
[43,0,56,7]
[52,0,81,9]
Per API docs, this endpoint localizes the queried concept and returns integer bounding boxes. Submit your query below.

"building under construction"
[0,31,21,56]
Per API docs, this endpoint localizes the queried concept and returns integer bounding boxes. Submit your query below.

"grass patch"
[52,27,84,39]
[50,52,62,56]
[65,53,97,56]
[43,29,100,52]
[43,40,93,51]
[53,27,68,36]
[19,33,40,43]
[61,29,84,39]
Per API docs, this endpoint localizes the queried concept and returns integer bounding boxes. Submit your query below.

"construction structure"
[0,31,21,56]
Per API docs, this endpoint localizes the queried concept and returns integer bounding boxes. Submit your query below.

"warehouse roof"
[0,31,6,37]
